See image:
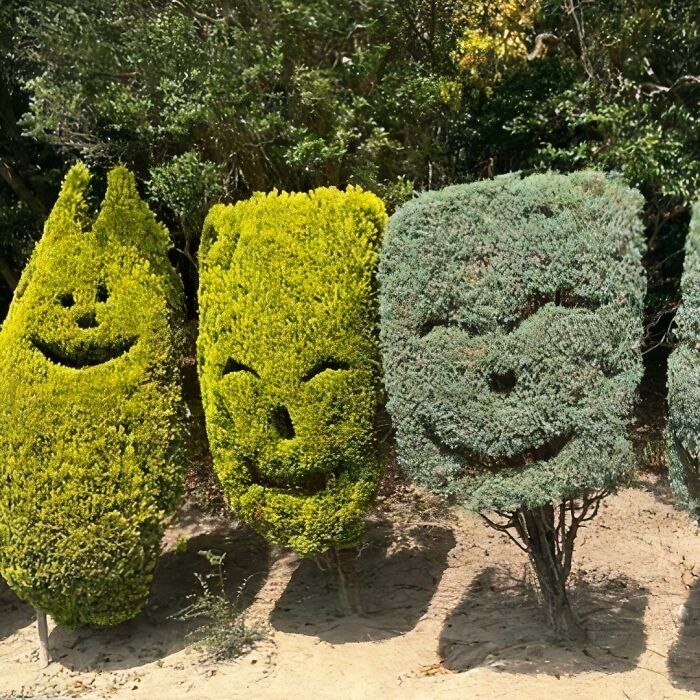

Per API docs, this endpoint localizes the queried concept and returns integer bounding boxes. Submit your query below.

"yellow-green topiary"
[198,187,387,557]
[0,163,186,628]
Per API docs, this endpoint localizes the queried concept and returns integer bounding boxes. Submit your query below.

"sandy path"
[1,473,698,699]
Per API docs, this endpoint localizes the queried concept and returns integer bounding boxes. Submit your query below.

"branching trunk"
[516,506,586,641]
[481,491,607,641]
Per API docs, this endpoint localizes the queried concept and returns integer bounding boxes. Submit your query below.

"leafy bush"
[378,171,646,512]
[0,164,186,627]
[198,187,387,557]
[667,202,700,517]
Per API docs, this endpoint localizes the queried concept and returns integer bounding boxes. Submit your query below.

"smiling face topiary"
[379,172,646,512]
[0,164,186,627]
[198,187,386,557]
[667,202,700,517]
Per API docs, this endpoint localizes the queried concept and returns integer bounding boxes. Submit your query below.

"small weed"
[175,549,268,663]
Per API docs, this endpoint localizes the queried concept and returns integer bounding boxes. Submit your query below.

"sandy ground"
[1,472,699,700]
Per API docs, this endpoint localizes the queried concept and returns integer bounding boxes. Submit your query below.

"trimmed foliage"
[0,164,186,627]
[198,187,386,557]
[379,172,646,512]
[668,202,700,517]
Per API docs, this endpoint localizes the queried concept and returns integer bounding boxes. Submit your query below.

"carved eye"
[302,359,350,382]
[222,358,259,378]
[420,319,482,338]
[504,290,602,332]
[96,282,109,303]
[58,292,75,308]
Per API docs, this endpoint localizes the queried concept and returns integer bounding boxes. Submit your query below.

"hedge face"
[379,172,646,512]
[198,188,386,556]
[667,202,700,517]
[0,164,186,627]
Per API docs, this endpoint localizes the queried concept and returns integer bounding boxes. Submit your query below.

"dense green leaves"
[667,203,700,516]
[379,172,647,511]
[198,187,386,556]
[0,165,186,627]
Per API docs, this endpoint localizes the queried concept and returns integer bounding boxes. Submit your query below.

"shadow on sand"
[668,578,700,693]
[49,523,270,671]
[0,577,34,642]
[271,520,455,643]
[439,566,648,675]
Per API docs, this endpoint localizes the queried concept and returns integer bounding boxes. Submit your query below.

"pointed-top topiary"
[198,187,387,557]
[0,163,186,628]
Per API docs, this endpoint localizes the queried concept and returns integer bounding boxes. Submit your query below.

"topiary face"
[379,172,646,512]
[198,188,387,556]
[0,164,186,628]
[667,201,700,517]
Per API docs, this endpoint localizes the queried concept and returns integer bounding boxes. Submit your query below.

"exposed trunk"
[36,608,50,668]
[327,546,362,615]
[0,256,19,290]
[481,493,606,642]
[519,506,587,641]
[0,159,48,219]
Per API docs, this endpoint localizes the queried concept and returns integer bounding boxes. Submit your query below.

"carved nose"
[489,370,517,395]
[271,406,295,440]
[77,311,98,329]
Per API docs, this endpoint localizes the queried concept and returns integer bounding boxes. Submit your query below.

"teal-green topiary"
[198,187,387,557]
[0,163,186,627]
[378,172,646,512]
[667,201,700,518]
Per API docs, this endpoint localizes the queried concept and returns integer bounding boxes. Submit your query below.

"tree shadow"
[0,576,34,642]
[439,566,648,675]
[668,578,700,692]
[49,522,269,671]
[271,520,455,643]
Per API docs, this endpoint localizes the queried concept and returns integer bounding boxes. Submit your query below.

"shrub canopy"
[198,187,386,556]
[0,163,186,627]
[379,172,646,512]
[667,202,700,517]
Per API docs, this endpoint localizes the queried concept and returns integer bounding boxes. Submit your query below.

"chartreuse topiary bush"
[198,187,387,557]
[0,163,186,630]
[379,171,646,639]
[668,201,700,518]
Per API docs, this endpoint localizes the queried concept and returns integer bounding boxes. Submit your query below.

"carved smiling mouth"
[31,336,137,368]
[249,459,347,496]
[423,420,572,472]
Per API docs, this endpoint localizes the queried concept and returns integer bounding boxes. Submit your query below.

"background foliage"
[1,0,697,327]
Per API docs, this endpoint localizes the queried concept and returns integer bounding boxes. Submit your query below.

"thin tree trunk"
[36,608,50,668]
[0,159,48,219]
[518,506,587,642]
[0,256,19,290]
[328,546,362,615]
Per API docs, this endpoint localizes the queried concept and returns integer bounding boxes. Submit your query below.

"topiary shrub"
[0,163,186,629]
[667,201,700,518]
[379,171,646,638]
[198,187,387,558]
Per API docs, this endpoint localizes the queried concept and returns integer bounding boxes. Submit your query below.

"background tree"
[2,0,697,329]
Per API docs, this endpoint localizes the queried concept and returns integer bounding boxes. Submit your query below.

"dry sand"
[1,472,699,700]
